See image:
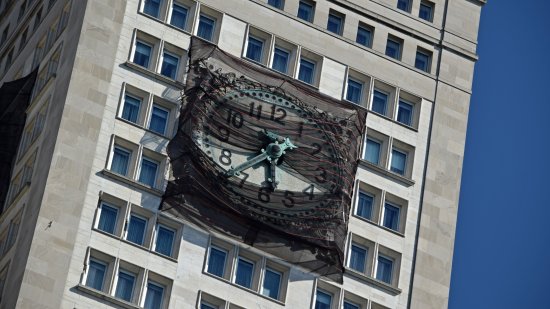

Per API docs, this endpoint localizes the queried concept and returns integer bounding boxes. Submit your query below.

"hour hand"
[226,151,269,177]
[268,159,279,189]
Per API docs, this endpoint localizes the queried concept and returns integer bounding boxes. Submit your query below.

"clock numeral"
[226,110,243,128]
[303,184,314,200]
[310,143,322,156]
[270,105,287,125]
[219,126,230,141]
[282,191,295,208]
[219,149,232,166]
[249,102,262,120]
[258,187,271,203]
[238,171,249,188]
[315,167,327,183]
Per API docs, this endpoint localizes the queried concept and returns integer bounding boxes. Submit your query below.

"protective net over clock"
[161,38,366,282]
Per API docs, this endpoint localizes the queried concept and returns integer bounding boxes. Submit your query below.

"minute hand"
[226,152,269,177]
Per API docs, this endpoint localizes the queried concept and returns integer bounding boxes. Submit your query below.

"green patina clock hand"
[226,151,269,177]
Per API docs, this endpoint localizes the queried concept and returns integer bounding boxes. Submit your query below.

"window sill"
[93,228,179,263]
[202,271,286,305]
[115,117,171,140]
[76,284,141,309]
[100,169,164,197]
[124,61,185,89]
[358,160,415,187]
[352,214,405,237]
[344,267,401,295]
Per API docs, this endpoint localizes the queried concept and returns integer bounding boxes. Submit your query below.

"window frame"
[159,49,180,80]
[356,23,374,48]
[389,147,408,176]
[419,0,434,22]
[297,0,315,22]
[385,36,403,60]
[397,0,411,12]
[415,48,432,73]
[267,0,284,9]
[327,10,344,35]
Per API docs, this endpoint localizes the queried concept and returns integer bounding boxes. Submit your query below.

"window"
[364,138,381,165]
[207,246,227,277]
[201,303,217,309]
[327,11,344,35]
[149,105,169,135]
[372,90,388,115]
[390,148,407,175]
[138,157,159,187]
[376,255,394,284]
[111,146,131,176]
[397,0,411,12]
[143,0,162,18]
[356,191,373,220]
[297,0,314,22]
[154,225,175,256]
[126,214,147,245]
[315,289,332,309]
[383,202,400,231]
[385,37,402,60]
[344,301,360,309]
[262,268,281,299]
[97,203,118,234]
[160,51,179,79]
[133,41,153,68]
[419,1,434,22]
[298,58,315,85]
[267,0,284,9]
[415,49,431,72]
[197,14,216,41]
[144,281,165,309]
[397,100,413,126]
[346,78,363,104]
[115,270,136,302]
[246,36,264,63]
[121,95,141,123]
[234,257,254,289]
[356,24,373,47]
[272,47,290,74]
[86,259,107,291]
[348,244,367,273]
[170,3,188,30]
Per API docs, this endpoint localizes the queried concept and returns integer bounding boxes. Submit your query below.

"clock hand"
[226,151,269,177]
[268,159,279,189]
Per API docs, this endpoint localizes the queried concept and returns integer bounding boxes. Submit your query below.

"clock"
[162,37,366,281]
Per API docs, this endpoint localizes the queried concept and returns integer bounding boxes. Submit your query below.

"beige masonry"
[0,0,484,308]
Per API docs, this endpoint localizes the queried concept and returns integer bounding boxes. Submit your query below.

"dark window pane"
[272,47,290,74]
[161,52,179,79]
[415,51,430,72]
[139,158,159,187]
[344,301,360,309]
[383,203,400,230]
[155,226,175,256]
[268,0,283,9]
[144,282,164,309]
[346,78,363,104]
[111,147,130,175]
[372,90,388,115]
[86,260,106,291]
[207,247,227,277]
[298,58,315,84]
[262,268,281,299]
[98,204,118,234]
[397,100,413,126]
[357,192,373,219]
[315,290,332,309]
[115,271,135,302]
[419,3,433,21]
[197,15,215,41]
[235,258,254,288]
[385,39,401,59]
[133,41,152,67]
[143,0,161,18]
[327,13,342,34]
[246,36,264,62]
[149,105,169,135]
[349,244,367,272]
[356,26,372,47]
[397,0,410,11]
[297,1,313,22]
[170,4,188,29]
[390,149,407,175]
[376,255,394,284]
[122,95,141,123]
[365,139,381,165]
[127,215,147,245]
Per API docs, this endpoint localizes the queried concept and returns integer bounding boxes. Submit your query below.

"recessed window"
[397,99,413,126]
[144,281,165,309]
[138,157,159,187]
[382,202,400,231]
[154,225,175,256]
[170,3,188,30]
[346,78,363,104]
[364,138,381,165]
[315,289,332,309]
[126,214,147,245]
[262,268,281,299]
[97,203,118,234]
[356,24,373,47]
[298,58,316,85]
[143,0,162,18]
[111,146,131,176]
[356,191,373,220]
[349,244,367,273]
[267,0,284,9]
[207,246,227,277]
[149,104,169,135]
[372,90,388,116]
[197,14,216,41]
[297,0,314,22]
[390,148,407,175]
[397,0,411,12]
[246,36,264,63]
[115,270,136,302]
[133,41,153,68]
[235,257,254,289]
[160,51,179,79]
[344,300,361,309]
[327,11,344,35]
[201,303,217,309]
[121,94,141,123]
[86,259,107,291]
[415,49,432,72]
[376,255,394,284]
[272,46,290,74]
[385,37,402,60]
[419,1,434,22]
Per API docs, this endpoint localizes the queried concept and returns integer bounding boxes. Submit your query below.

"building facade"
[0,0,484,308]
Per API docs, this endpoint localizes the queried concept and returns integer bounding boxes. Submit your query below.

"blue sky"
[449,1,550,308]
